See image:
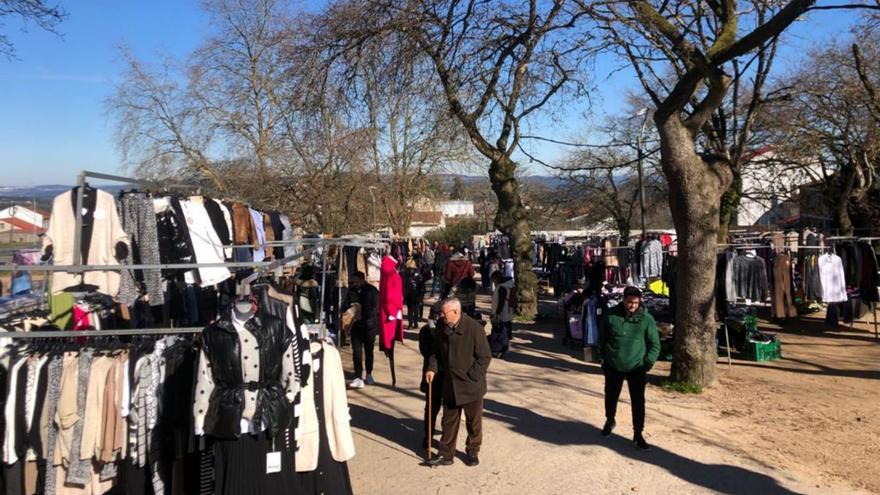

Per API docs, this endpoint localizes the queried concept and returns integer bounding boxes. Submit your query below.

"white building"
[736,149,821,226]
[0,205,45,229]
[437,201,475,218]
[408,211,445,238]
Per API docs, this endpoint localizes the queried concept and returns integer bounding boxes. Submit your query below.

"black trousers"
[406,302,421,328]
[604,366,647,434]
[351,329,375,379]
[438,398,483,459]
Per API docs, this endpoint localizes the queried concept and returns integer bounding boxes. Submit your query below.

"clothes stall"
[0,171,363,494]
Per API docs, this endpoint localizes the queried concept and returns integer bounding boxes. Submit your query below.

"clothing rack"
[0,327,203,339]
[72,170,198,266]
[239,248,316,289]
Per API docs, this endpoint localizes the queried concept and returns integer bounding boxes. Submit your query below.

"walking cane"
[426,375,433,464]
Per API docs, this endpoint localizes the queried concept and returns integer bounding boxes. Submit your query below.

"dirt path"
[341,291,879,495]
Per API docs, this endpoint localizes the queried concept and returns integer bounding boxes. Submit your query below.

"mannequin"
[195,293,300,494]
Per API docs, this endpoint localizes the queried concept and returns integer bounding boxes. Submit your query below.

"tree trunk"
[830,164,857,236]
[717,169,742,242]
[659,119,732,387]
[489,156,537,318]
[615,217,631,244]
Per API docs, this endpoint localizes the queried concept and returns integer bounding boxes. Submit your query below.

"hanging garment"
[248,208,267,263]
[279,215,296,259]
[604,239,619,267]
[732,255,768,302]
[772,253,797,318]
[267,212,286,260]
[154,197,196,282]
[640,240,663,279]
[295,341,355,474]
[857,242,880,302]
[118,192,165,307]
[583,295,601,346]
[43,188,130,296]
[378,255,404,351]
[366,253,382,289]
[178,198,232,287]
[195,312,298,439]
[715,250,736,317]
[818,253,848,303]
[203,198,233,260]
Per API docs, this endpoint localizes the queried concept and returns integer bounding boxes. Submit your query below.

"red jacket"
[379,255,404,349]
[444,255,475,287]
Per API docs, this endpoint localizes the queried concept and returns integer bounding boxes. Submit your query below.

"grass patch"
[512,314,534,323]
[661,380,704,394]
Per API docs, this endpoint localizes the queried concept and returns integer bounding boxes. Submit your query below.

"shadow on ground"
[481,399,805,495]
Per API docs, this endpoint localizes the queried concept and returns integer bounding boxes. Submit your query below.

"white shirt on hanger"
[818,253,848,303]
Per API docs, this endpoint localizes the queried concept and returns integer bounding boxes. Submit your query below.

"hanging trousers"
[351,329,375,379]
[438,398,483,459]
[604,366,647,434]
[773,255,797,318]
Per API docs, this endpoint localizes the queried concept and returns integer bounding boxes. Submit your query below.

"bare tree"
[761,30,880,234]
[327,26,472,236]
[551,113,666,239]
[592,0,827,386]
[336,0,593,316]
[189,0,292,177]
[110,50,227,190]
[0,0,65,59]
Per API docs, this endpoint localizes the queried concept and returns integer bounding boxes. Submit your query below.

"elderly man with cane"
[424,298,492,467]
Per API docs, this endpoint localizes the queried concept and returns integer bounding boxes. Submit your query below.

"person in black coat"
[404,260,425,329]
[425,298,492,467]
[345,271,379,388]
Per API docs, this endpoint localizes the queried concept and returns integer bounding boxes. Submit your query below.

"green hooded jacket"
[599,303,660,373]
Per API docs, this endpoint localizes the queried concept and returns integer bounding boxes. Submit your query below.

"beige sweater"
[43,189,129,296]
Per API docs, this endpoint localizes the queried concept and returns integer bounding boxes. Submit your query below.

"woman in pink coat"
[379,254,405,350]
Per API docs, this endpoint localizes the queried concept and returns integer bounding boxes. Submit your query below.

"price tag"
[266,437,281,474]
[266,452,281,474]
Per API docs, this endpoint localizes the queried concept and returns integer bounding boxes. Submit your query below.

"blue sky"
[0,2,862,187]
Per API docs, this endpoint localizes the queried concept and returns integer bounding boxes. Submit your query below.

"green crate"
[743,339,782,362]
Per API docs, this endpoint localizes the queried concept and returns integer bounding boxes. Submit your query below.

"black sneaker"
[426,456,453,467]
[464,454,480,467]
[634,434,651,451]
[601,419,616,437]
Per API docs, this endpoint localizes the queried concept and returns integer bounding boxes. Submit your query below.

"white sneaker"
[349,378,365,389]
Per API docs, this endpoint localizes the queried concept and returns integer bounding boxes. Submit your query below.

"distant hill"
[0,184,126,199]
[435,174,565,189]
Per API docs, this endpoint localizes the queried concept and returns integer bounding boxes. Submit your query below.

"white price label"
[266,452,281,474]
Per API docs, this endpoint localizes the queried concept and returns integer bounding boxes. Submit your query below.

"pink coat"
[379,255,404,350]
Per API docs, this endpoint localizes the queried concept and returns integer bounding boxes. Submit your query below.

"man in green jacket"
[599,286,660,451]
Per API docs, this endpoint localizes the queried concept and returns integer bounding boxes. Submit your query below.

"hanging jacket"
[200,314,293,439]
[43,188,130,296]
[296,341,355,472]
[732,255,768,301]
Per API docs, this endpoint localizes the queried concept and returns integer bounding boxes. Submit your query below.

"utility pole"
[636,108,650,239]
[368,186,378,237]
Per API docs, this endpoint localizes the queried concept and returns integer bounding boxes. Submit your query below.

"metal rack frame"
[1,170,391,339]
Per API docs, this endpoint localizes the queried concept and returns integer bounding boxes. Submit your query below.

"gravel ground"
[341,292,878,495]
